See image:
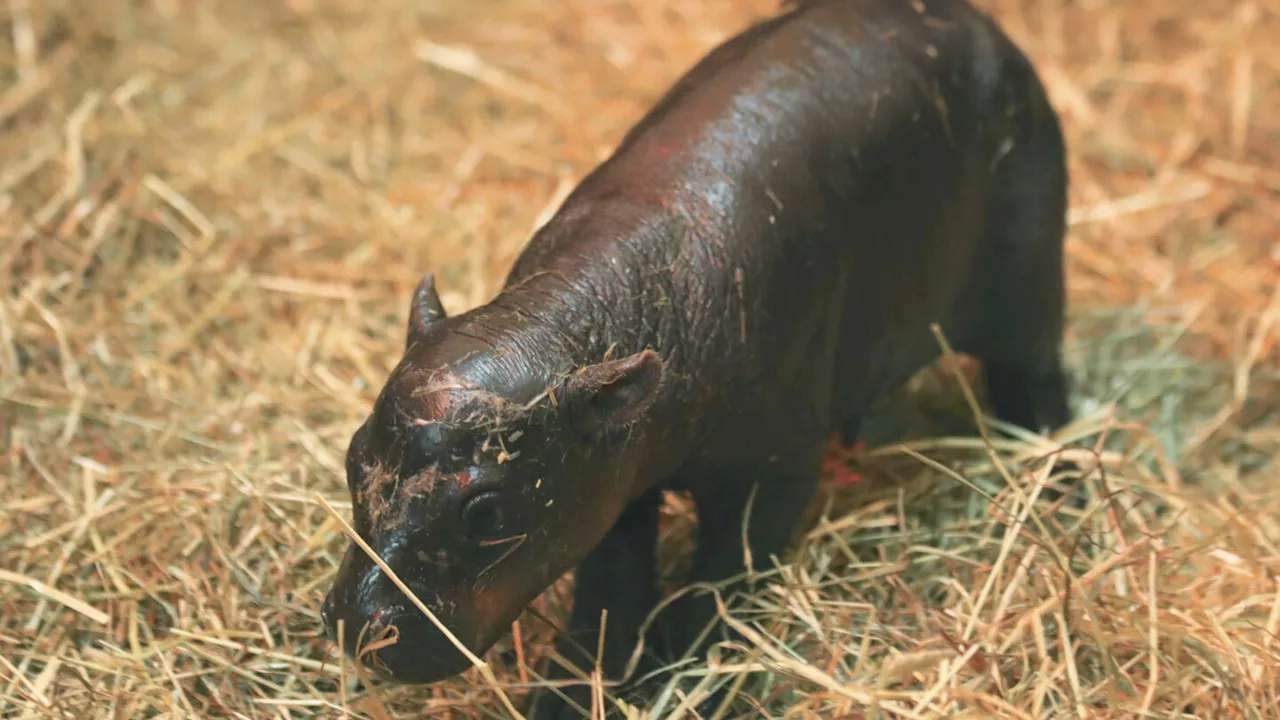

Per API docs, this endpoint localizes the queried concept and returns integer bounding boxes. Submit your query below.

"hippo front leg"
[526,487,664,720]
[657,449,825,686]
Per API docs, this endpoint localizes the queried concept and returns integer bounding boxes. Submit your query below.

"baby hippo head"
[321,273,664,684]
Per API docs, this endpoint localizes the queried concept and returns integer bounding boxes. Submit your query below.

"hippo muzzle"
[321,541,484,684]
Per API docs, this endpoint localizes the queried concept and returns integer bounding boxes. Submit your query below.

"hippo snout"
[322,543,479,684]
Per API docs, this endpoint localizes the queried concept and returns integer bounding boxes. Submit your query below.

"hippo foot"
[524,683,597,720]
[523,677,647,720]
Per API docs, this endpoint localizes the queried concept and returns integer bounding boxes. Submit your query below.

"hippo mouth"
[321,581,486,684]
[320,536,547,685]
[320,540,486,684]
[374,610,477,683]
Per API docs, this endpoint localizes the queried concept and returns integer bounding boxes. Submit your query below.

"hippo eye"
[460,492,505,543]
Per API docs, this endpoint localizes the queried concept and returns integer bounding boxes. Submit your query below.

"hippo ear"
[406,272,448,348]
[561,350,665,438]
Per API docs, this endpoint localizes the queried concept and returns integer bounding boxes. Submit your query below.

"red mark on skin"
[823,438,867,489]
[371,606,393,626]
[419,387,458,417]
[397,467,472,502]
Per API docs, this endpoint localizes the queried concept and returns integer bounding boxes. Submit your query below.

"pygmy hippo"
[321,0,1071,715]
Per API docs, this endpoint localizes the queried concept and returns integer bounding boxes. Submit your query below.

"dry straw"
[2,0,1279,717]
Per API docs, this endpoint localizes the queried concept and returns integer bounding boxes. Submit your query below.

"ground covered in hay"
[3,0,1280,717]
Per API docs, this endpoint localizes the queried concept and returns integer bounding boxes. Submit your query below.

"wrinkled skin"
[321,0,1072,716]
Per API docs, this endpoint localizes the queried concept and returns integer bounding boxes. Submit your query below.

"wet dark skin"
[320,0,1072,716]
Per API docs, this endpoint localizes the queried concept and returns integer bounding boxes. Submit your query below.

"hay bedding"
[2,0,1279,717]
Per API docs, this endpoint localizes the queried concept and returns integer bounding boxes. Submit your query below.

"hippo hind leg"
[982,359,1070,436]
[966,85,1073,443]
